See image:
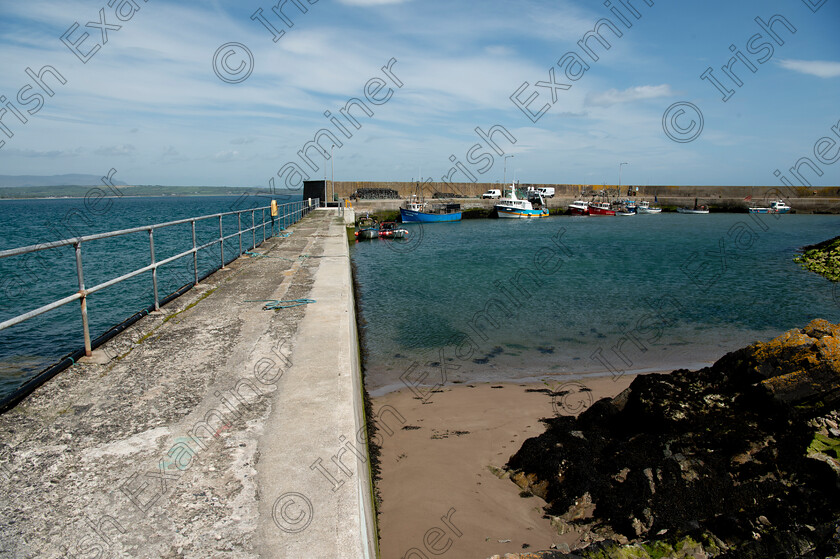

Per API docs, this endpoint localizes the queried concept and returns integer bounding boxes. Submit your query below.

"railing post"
[149,229,159,311]
[238,212,242,256]
[252,210,256,249]
[192,220,198,286]
[262,208,266,243]
[74,242,92,357]
[219,214,225,269]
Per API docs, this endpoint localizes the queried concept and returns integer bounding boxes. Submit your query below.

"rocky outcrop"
[504,319,840,558]
[794,235,840,282]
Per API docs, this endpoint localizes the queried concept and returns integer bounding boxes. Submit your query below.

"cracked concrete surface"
[0,209,375,559]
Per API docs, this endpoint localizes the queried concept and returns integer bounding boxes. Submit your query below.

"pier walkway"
[0,209,377,558]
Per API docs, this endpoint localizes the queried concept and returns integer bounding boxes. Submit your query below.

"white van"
[482,189,502,199]
[536,187,555,198]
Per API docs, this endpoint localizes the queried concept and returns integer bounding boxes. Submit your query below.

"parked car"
[482,189,502,199]
[536,187,555,198]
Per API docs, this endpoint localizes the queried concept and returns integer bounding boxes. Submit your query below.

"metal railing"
[0,198,318,357]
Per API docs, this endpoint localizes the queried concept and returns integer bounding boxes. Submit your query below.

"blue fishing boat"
[399,198,462,222]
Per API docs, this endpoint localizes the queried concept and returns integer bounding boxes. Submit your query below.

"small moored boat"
[354,216,379,239]
[635,200,662,214]
[677,206,710,214]
[677,198,710,214]
[378,222,409,239]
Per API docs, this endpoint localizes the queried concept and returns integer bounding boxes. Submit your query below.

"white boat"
[494,183,549,218]
[635,200,662,214]
[748,200,791,214]
[678,199,710,214]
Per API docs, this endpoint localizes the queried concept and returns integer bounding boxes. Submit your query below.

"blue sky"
[0,0,839,187]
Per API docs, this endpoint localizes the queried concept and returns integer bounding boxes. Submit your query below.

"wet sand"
[372,374,643,559]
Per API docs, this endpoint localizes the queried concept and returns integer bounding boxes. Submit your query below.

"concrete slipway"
[0,209,377,558]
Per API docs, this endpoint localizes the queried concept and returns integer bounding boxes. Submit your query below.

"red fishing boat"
[587,201,616,216]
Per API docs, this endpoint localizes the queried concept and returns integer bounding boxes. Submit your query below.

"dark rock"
[505,320,840,557]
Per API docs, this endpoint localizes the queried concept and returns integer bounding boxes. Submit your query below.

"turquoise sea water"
[0,195,295,399]
[351,214,840,395]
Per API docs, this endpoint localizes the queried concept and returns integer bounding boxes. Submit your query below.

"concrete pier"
[0,209,376,558]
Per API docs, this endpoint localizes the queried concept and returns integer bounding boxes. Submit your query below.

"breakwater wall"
[330,181,840,201]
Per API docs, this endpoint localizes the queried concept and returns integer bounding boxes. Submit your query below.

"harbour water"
[351,213,840,394]
[0,195,295,399]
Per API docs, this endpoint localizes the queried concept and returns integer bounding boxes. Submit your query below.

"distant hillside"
[0,174,128,188]
[0,184,302,199]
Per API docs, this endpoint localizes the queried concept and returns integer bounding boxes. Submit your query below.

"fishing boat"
[613,199,636,216]
[635,200,662,214]
[568,200,590,215]
[748,200,791,214]
[494,183,549,218]
[378,222,408,239]
[354,216,379,239]
[399,197,462,222]
[618,199,637,212]
[587,201,616,216]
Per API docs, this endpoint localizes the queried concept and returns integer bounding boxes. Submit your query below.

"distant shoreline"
[0,194,265,200]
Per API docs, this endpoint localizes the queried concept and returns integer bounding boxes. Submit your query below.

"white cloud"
[94,144,136,157]
[0,147,83,158]
[778,59,840,79]
[212,150,241,163]
[585,85,674,107]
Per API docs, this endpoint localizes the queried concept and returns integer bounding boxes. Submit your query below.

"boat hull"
[568,202,589,215]
[636,207,662,214]
[356,228,379,239]
[495,206,549,218]
[399,208,461,222]
[677,208,709,214]
[749,207,790,214]
[588,206,616,216]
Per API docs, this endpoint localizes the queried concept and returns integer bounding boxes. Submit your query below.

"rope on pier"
[245,299,317,310]
[244,250,309,261]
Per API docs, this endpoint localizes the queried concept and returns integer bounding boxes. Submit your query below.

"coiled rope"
[244,251,310,261]
[245,299,317,310]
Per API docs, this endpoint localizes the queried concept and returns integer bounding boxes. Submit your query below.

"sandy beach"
[372,374,643,559]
